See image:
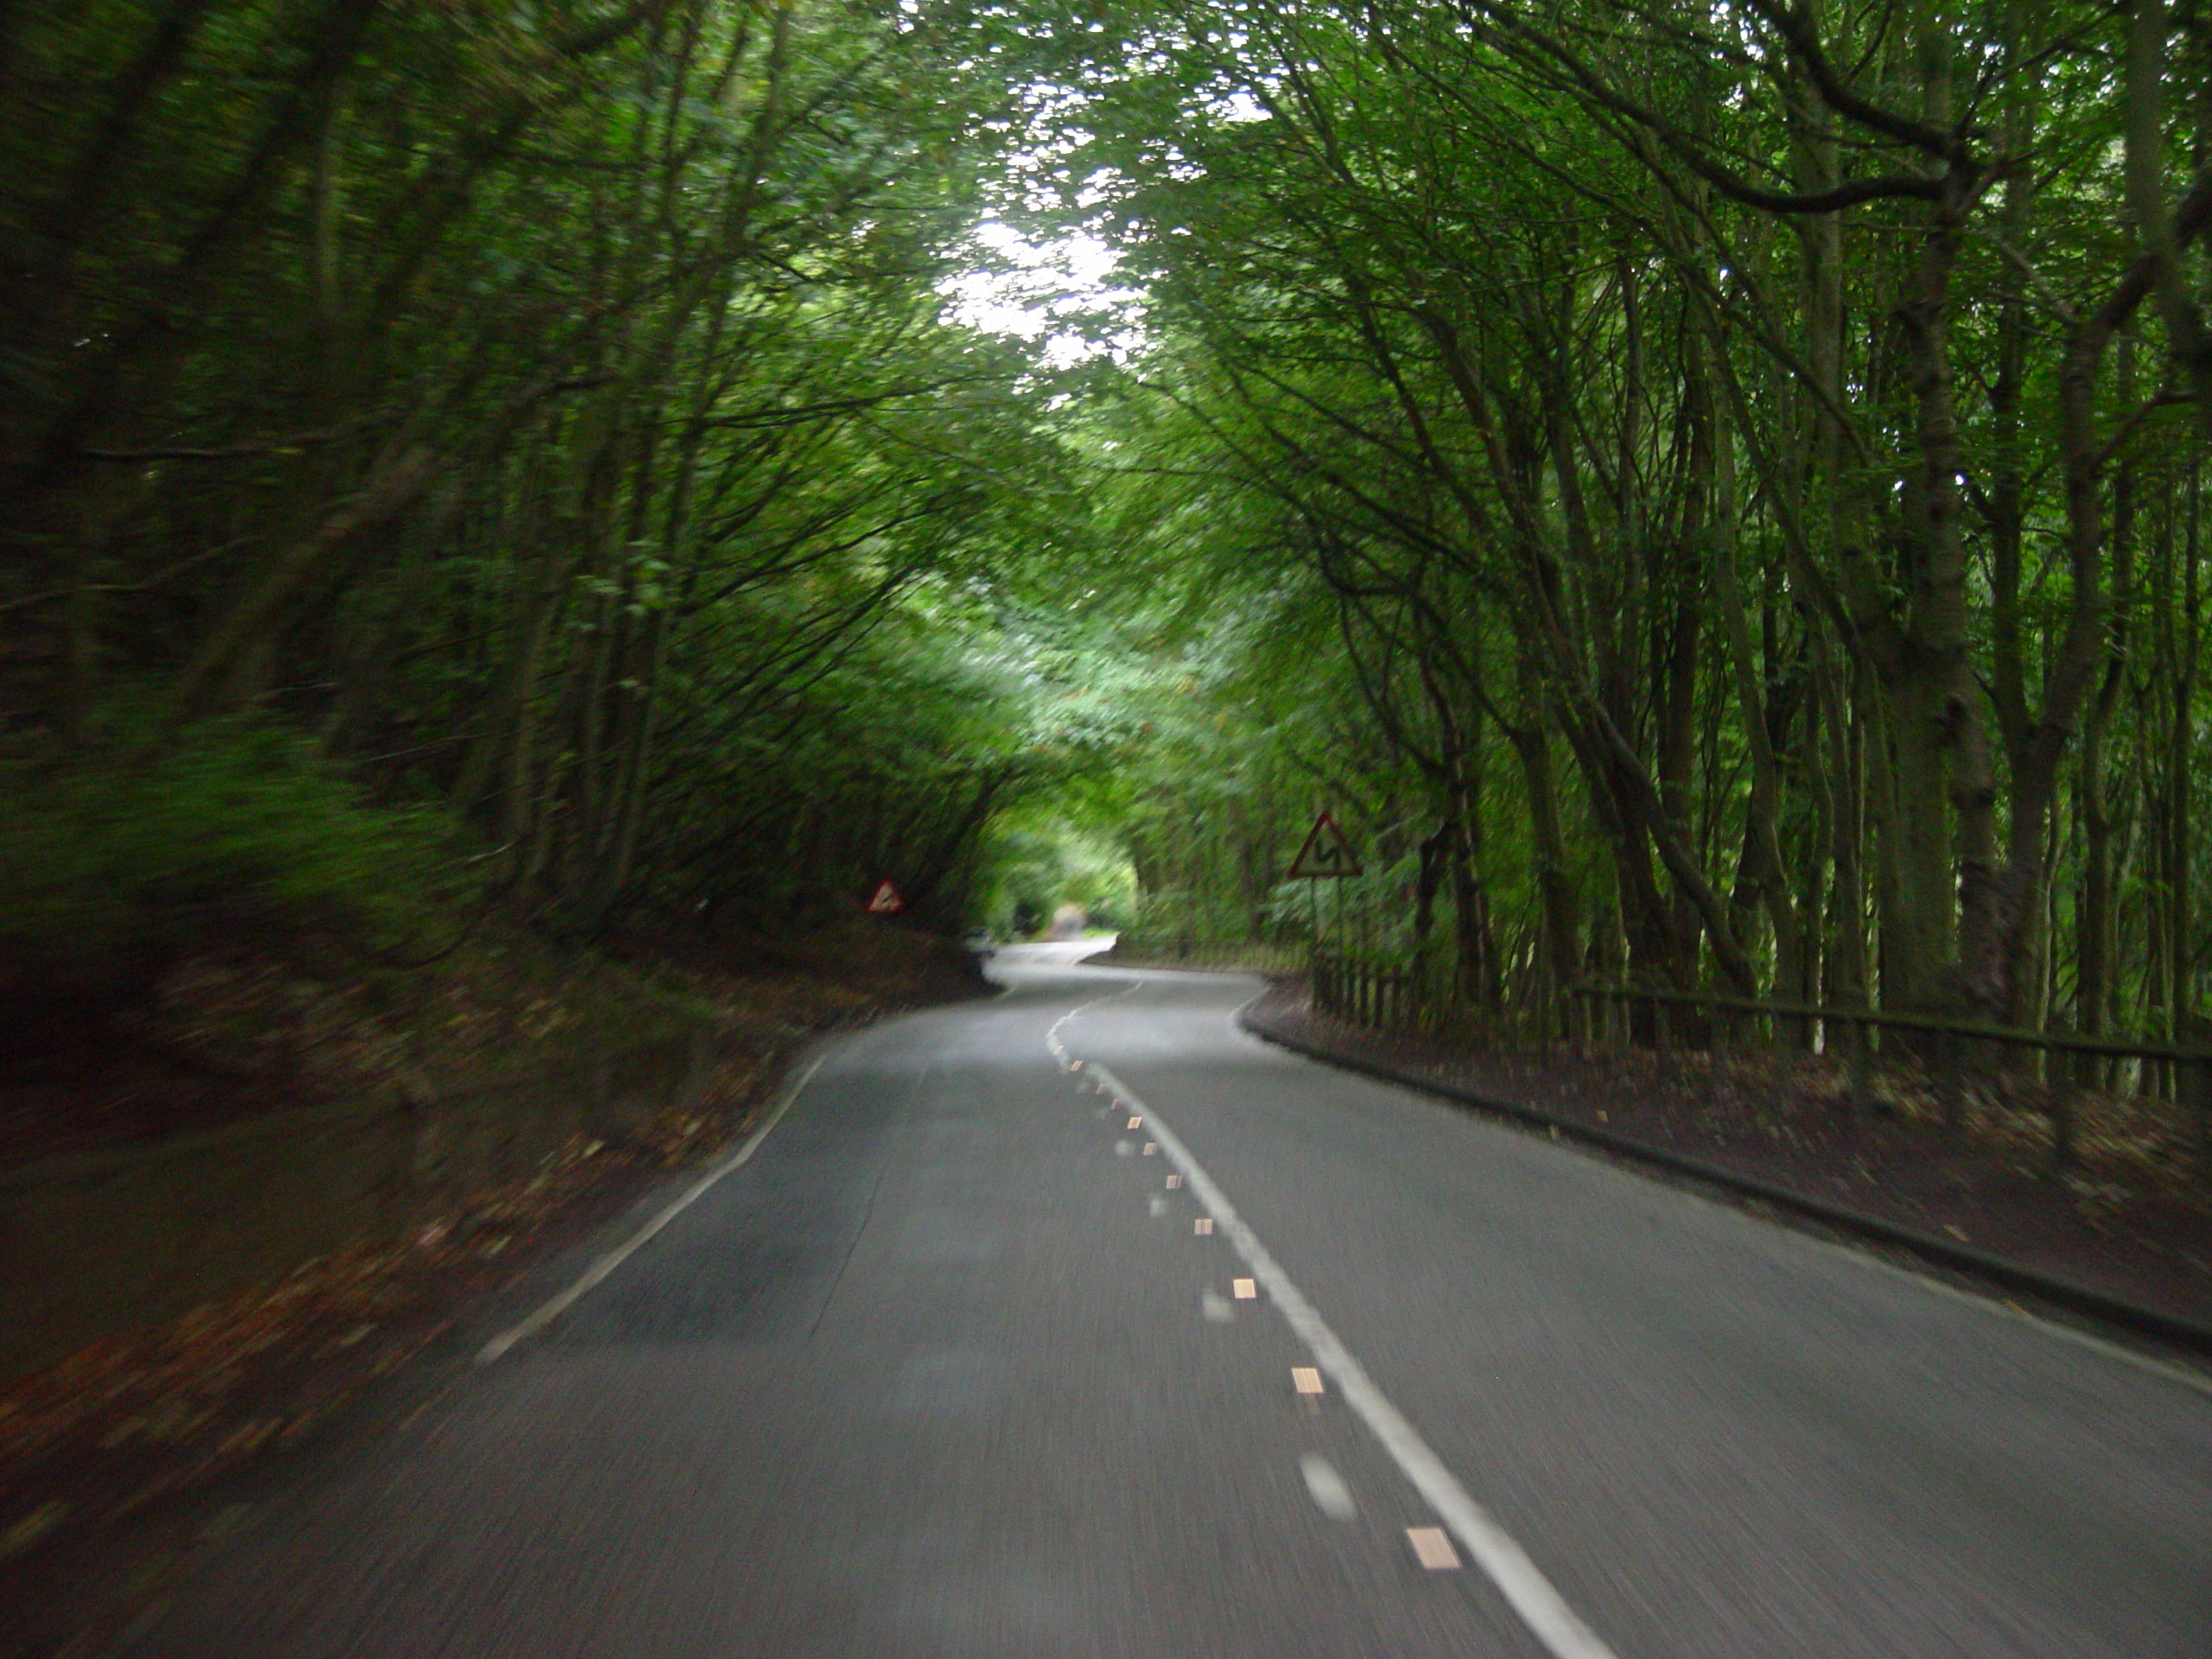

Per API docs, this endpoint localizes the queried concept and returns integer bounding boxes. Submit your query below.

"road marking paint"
[1408,1527,1461,1570]
[1202,1290,1235,1323]
[478,1056,825,1364]
[1165,1173,1182,1189]
[1223,993,2212,1405]
[1193,1217,1213,1235]
[1792,1229,2212,1398]
[1233,1277,1256,1299]
[1143,1141,1158,1156]
[1128,1115,1143,1128]
[1291,1365,1325,1395]
[1301,1454,1357,1521]
[1083,1060,1619,1659]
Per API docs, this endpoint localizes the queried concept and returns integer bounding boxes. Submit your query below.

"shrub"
[0,711,478,1019]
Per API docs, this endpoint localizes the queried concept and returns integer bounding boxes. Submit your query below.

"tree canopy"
[4,0,2208,1046]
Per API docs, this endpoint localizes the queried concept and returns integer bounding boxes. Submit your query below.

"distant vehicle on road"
[1048,904,1088,941]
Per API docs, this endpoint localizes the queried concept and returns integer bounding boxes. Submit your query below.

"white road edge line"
[1222,992,2212,1402]
[476,1054,827,1364]
[1794,1229,2212,1399]
[1086,1060,1620,1659]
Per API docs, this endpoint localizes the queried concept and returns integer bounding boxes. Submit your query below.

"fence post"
[2188,1054,2212,1177]
[1934,1027,1966,1135]
[2047,1063,2076,1176]
[1708,1002,1730,1103]
[1844,1014,1872,1122]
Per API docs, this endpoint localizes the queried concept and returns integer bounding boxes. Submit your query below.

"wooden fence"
[1574,984,2212,1174]
[1309,950,1567,1049]
[1307,951,2212,1177]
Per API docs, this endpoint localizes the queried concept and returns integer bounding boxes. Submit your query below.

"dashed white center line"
[1165,1173,1182,1189]
[1232,1277,1256,1300]
[1128,1116,1143,1129]
[1291,1365,1325,1395]
[1193,1217,1213,1236]
[1301,1453,1358,1521]
[1081,1060,1620,1659]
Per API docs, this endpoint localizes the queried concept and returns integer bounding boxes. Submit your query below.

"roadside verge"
[0,927,987,1655]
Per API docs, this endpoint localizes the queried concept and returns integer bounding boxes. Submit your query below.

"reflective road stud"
[1408,1528,1461,1571]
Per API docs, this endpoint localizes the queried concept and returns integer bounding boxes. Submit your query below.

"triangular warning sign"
[866,879,906,913]
[1287,811,1361,880]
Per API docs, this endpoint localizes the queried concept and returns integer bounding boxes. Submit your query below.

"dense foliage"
[5,0,2207,1051]
[1028,0,2212,1041]
[0,0,1102,988]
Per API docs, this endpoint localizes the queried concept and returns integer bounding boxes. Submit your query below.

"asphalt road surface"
[125,944,2212,1657]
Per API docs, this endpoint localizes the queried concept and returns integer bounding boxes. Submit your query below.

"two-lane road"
[126,947,2212,1656]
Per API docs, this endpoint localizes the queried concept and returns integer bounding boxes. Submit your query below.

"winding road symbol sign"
[867,880,906,913]
[1287,811,1361,880]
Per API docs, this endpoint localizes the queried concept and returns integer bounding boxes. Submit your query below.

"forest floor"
[1243,981,2212,1349]
[0,921,988,1655]
[0,914,976,1165]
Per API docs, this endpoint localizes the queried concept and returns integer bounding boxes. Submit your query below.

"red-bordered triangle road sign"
[1287,811,1361,880]
[866,879,906,913]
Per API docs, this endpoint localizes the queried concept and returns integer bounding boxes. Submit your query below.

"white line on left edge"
[476,1054,826,1363]
[1084,1061,1620,1659]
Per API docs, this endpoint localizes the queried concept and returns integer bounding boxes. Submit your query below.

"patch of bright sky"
[938,69,1264,366]
[940,219,1146,367]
